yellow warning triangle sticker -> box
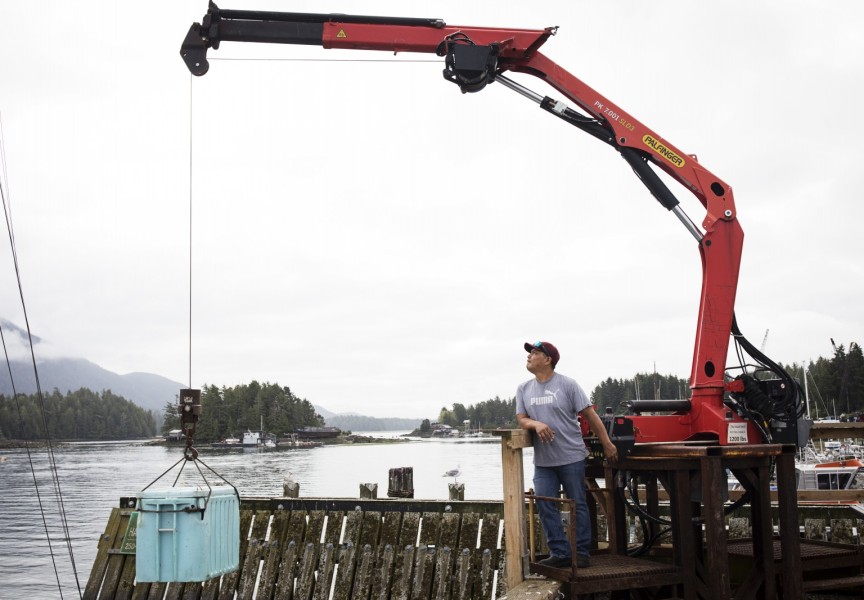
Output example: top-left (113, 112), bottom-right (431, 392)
top-left (336, 29), bottom-right (347, 38)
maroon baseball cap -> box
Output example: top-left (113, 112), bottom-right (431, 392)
top-left (524, 341), bottom-right (560, 367)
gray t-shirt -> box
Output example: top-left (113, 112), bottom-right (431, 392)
top-left (515, 372), bottom-right (591, 466)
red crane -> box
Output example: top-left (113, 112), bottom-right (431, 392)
top-left (181, 4), bottom-right (803, 448)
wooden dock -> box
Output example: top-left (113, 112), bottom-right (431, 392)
top-left (83, 430), bottom-right (864, 599)
top-left (85, 498), bottom-right (506, 600)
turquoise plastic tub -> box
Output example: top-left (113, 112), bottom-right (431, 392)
top-left (136, 485), bottom-right (239, 582)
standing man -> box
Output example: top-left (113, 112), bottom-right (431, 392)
top-left (516, 340), bottom-right (618, 569)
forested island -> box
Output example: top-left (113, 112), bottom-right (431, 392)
top-left (159, 381), bottom-right (324, 443)
top-left (0, 388), bottom-right (156, 441)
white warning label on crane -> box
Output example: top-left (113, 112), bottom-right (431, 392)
top-left (727, 422), bottom-right (749, 444)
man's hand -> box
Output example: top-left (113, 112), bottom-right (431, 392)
top-left (516, 413), bottom-right (556, 443)
top-left (533, 421), bottom-right (556, 443)
top-left (602, 439), bottom-right (619, 464)
top-left (581, 406), bottom-right (619, 463)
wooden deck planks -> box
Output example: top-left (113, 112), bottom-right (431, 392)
top-left (87, 502), bottom-right (508, 600)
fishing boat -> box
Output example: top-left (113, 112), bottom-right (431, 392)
top-left (239, 416), bottom-right (279, 448)
top-left (795, 456), bottom-right (864, 492)
top-left (729, 452), bottom-right (864, 512)
top-left (242, 429), bottom-right (262, 447)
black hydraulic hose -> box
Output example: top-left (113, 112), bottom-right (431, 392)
top-left (537, 96), bottom-right (682, 213)
top-left (731, 313), bottom-right (802, 421)
top-left (619, 147), bottom-right (680, 211)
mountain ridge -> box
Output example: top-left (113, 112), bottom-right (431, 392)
top-left (2, 357), bottom-right (183, 414)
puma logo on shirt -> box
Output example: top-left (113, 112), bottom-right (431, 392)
top-left (530, 389), bottom-right (560, 406)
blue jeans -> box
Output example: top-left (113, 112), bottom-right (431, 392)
top-left (533, 460), bottom-right (590, 558)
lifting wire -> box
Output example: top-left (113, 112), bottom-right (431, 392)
top-left (1, 122), bottom-right (82, 598)
top-left (137, 74), bottom-right (241, 506)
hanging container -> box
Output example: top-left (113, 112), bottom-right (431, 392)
top-left (136, 485), bottom-right (239, 582)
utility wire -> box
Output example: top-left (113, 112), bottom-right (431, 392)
top-left (189, 74), bottom-right (194, 390)
top-left (1, 119), bottom-right (82, 598)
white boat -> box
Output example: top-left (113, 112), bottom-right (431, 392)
top-left (243, 417), bottom-right (278, 448)
top-left (728, 450), bottom-right (864, 511)
top-left (795, 457), bottom-right (864, 492)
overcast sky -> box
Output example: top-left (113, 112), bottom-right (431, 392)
top-left (1, 1), bottom-right (862, 419)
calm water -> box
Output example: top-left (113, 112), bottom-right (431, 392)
top-left (0, 434), bottom-right (534, 599)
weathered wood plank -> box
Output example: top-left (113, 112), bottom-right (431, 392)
top-left (273, 540), bottom-right (299, 600)
top-left (350, 544), bottom-right (375, 600)
top-left (237, 538), bottom-right (265, 600)
top-left (477, 514), bottom-right (500, 557)
top-left (199, 575), bottom-right (220, 600)
top-left (324, 512), bottom-right (345, 546)
top-left (390, 545), bottom-right (416, 600)
top-left (85, 507), bottom-right (124, 600)
top-left (217, 509), bottom-right (254, 600)
top-left (332, 542), bottom-right (359, 600)
top-left (257, 512), bottom-right (292, 599)
top-left (163, 582), bottom-right (183, 600)
top-left (100, 510), bottom-right (133, 600)
top-left (251, 510), bottom-right (272, 541)
top-left (312, 543), bottom-right (337, 600)
top-left (438, 513), bottom-right (461, 549)
top-left (370, 543), bottom-right (395, 600)
top-left (379, 512), bottom-right (402, 546)
top-left (399, 512), bottom-right (421, 547)
top-left (452, 548), bottom-right (472, 600)
top-left (146, 582), bottom-right (167, 600)
top-left (475, 514), bottom-right (500, 600)
top-left (431, 546), bottom-right (454, 600)
top-left (412, 546), bottom-right (436, 600)
top-left (360, 511), bottom-right (382, 547)
top-left (114, 551), bottom-right (137, 600)
top-left (284, 510), bottom-right (309, 546)
top-left (294, 542), bottom-right (318, 600)
top-left (454, 513), bottom-right (480, 600)
top-left (130, 581), bottom-right (152, 600)
top-left (181, 583), bottom-right (203, 600)
top-left (477, 549), bottom-right (495, 600)
top-left (305, 511), bottom-right (326, 544)
top-left (257, 539), bottom-right (284, 599)
top-left (457, 513), bottom-right (480, 550)
top-left (342, 510), bottom-right (364, 547)
top-left (420, 513), bottom-right (442, 547)
top-left (269, 510), bottom-right (292, 547)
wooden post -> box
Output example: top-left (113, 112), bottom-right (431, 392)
top-left (283, 477), bottom-right (300, 498)
top-left (359, 483), bottom-right (378, 499)
top-left (448, 483), bottom-right (465, 501)
top-left (775, 446), bottom-right (803, 599)
top-left (387, 467), bottom-right (414, 498)
top-left (494, 429), bottom-right (532, 592)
